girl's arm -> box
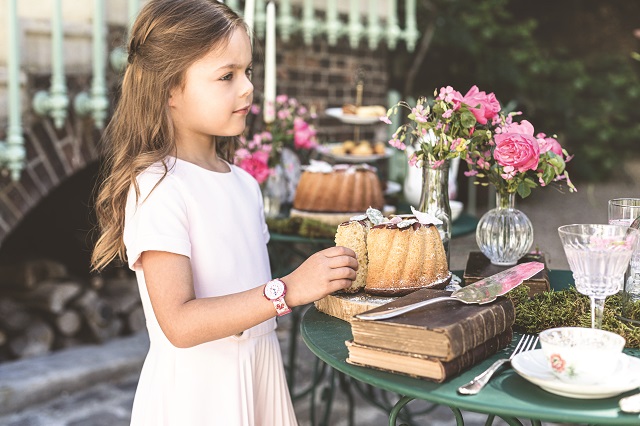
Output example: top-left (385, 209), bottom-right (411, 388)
top-left (141, 245), bottom-right (357, 348)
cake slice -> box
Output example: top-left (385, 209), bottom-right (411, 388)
top-left (335, 217), bottom-right (371, 293)
top-left (333, 208), bottom-right (387, 293)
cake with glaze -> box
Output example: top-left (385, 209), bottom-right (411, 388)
top-left (291, 161), bottom-right (385, 225)
top-left (365, 216), bottom-right (451, 296)
top-left (333, 208), bottom-right (451, 297)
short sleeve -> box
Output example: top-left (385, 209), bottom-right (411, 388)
top-left (124, 173), bottom-right (191, 270)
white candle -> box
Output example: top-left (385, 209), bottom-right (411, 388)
top-left (244, 0), bottom-right (255, 41)
top-left (263, 1), bottom-right (276, 123)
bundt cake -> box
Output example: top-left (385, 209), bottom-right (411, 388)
top-left (292, 162), bottom-right (384, 213)
top-left (333, 208), bottom-right (451, 297)
top-left (365, 216), bottom-right (451, 296)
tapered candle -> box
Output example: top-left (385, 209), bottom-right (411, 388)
top-left (263, 1), bottom-right (276, 123)
top-left (387, 0), bottom-right (399, 49)
top-left (244, 0), bottom-right (255, 41)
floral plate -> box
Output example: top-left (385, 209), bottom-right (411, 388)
top-left (511, 349), bottom-right (640, 399)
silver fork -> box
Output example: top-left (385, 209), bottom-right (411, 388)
top-left (457, 334), bottom-right (539, 395)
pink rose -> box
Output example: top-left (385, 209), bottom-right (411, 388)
top-left (293, 118), bottom-right (318, 150)
top-left (238, 157), bottom-right (271, 184)
top-left (493, 121), bottom-right (540, 172)
top-left (452, 85), bottom-right (501, 125)
top-left (536, 132), bottom-right (563, 156)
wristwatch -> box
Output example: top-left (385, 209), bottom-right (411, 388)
top-left (263, 278), bottom-right (292, 316)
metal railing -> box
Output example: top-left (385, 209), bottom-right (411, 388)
top-left (0, 0), bottom-right (26, 182)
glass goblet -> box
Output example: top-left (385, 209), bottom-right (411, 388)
top-left (558, 224), bottom-right (640, 329)
top-left (608, 198), bottom-right (640, 227)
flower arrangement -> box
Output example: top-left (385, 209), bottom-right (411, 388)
top-left (382, 85), bottom-right (499, 168)
top-left (382, 85), bottom-right (576, 198)
top-left (236, 94), bottom-right (319, 184)
top-left (268, 94), bottom-right (319, 154)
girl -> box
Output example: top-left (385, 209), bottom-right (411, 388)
top-left (90, 1), bottom-right (358, 425)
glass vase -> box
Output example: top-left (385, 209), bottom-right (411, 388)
top-left (280, 147), bottom-right (301, 204)
top-left (418, 161), bottom-right (451, 266)
top-left (262, 164), bottom-right (287, 218)
top-left (476, 191), bottom-right (534, 266)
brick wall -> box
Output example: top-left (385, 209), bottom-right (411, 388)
top-left (253, 35), bottom-right (390, 144)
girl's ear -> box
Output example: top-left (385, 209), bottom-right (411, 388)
top-left (168, 90), bottom-right (176, 107)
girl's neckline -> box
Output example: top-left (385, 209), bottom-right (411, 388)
top-left (168, 156), bottom-right (233, 175)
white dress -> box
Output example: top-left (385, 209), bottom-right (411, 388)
top-left (123, 157), bottom-right (298, 426)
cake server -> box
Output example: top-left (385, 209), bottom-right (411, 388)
top-left (355, 261), bottom-right (544, 320)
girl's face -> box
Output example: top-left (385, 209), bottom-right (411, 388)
top-left (168, 28), bottom-right (254, 145)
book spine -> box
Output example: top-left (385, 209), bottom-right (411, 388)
top-left (440, 328), bottom-right (513, 380)
top-left (445, 298), bottom-right (514, 360)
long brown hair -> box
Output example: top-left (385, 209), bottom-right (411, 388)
top-left (91, 0), bottom-right (246, 271)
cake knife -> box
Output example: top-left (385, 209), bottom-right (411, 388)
top-left (355, 261), bottom-right (544, 320)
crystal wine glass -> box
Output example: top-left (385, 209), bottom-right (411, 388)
top-left (558, 224), bottom-right (640, 329)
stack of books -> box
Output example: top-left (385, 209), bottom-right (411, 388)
top-left (346, 288), bottom-right (515, 382)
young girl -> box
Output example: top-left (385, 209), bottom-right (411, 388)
top-left (90, 1), bottom-right (358, 424)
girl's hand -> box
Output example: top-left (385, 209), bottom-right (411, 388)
top-left (282, 246), bottom-right (358, 307)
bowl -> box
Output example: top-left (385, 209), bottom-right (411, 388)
top-left (539, 327), bottom-right (625, 385)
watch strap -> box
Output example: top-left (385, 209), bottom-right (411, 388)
top-left (273, 296), bottom-right (292, 317)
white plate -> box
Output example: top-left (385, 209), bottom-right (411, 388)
top-left (316, 143), bottom-right (394, 163)
top-left (325, 107), bottom-right (384, 125)
top-left (511, 349), bottom-right (640, 399)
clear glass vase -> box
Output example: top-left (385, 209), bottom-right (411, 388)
top-left (261, 164), bottom-right (287, 218)
top-left (476, 191), bottom-right (534, 266)
top-left (418, 161), bottom-right (451, 266)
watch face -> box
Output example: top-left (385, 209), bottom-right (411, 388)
top-left (265, 280), bottom-right (285, 300)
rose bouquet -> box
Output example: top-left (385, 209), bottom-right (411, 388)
top-left (465, 114), bottom-right (577, 198)
top-left (236, 94), bottom-right (318, 183)
top-left (248, 95), bottom-right (318, 163)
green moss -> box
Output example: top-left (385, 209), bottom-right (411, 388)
top-left (506, 285), bottom-right (640, 348)
top-left (266, 217), bottom-right (336, 240)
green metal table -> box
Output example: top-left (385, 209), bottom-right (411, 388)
top-left (267, 216), bottom-right (480, 412)
top-left (300, 270), bottom-right (640, 426)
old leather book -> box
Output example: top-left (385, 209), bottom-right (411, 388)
top-left (346, 328), bottom-right (513, 383)
top-left (350, 288), bottom-right (515, 361)
top-left (463, 251), bottom-right (550, 296)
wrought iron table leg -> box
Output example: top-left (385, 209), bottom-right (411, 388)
top-left (389, 396), bottom-right (413, 426)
